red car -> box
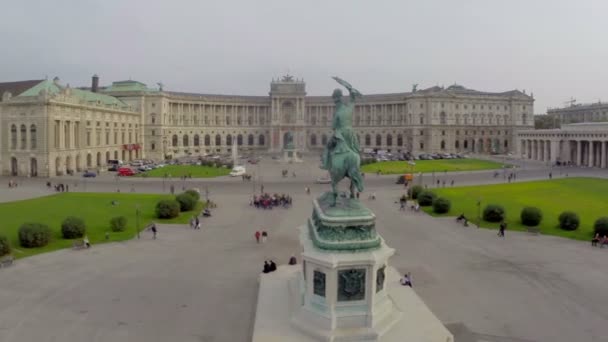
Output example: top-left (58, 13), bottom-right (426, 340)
top-left (118, 167), bottom-right (135, 176)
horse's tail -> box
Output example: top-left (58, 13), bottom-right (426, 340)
top-left (349, 153), bottom-right (364, 192)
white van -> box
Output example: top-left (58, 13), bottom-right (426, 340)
top-left (229, 166), bottom-right (247, 177)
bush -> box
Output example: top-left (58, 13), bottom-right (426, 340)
top-left (558, 211), bottom-right (580, 231)
top-left (408, 185), bottom-right (424, 200)
top-left (520, 207), bottom-right (543, 227)
top-left (0, 235), bottom-right (10, 257)
top-left (110, 216), bottom-right (128, 232)
top-left (176, 193), bottom-right (198, 211)
top-left (483, 204), bottom-right (505, 222)
top-left (18, 223), bottom-right (51, 248)
top-left (61, 216), bottom-right (86, 239)
top-left (432, 197), bottom-right (451, 214)
top-left (185, 189), bottom-right (200, 201)
top-left (156, 199), bottom-right (181, 219)
top-left (593, 217), bottom-right (608, 236)
top-left (417, 190), bottom-right (437, 206)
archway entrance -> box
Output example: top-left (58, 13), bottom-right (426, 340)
top-left (283, 131), bottom-right (294, 150)
top-left (10, 157), bottom-right (18, 176)
top-left (30, 158), bottom-right (38, 177)
top-left (55, 156), bottom-right (62, 176)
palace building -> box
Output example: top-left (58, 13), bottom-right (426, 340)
top-left (0, 74), bottom-right (534, 177)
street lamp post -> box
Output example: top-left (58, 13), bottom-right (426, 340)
top-left (135, 204), bottom-right (141, 239)
top-left (477, 197), bottom-right (482, 228)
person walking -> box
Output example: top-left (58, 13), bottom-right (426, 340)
top-left (151, 223), bottom-right (157, 239)
top-left (498, 221), bottom-right (506, 238)
top-left (190, 217), bottom-right (195, 229)
top-left (255, 231), bottom-right (261, 243)
top-left (195, 217), bottom-right (200, 230)
top-left (261, 230), bottom-right (268, 243)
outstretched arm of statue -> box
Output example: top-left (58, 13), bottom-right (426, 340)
top-left (332, 76), bottom-right (362, 100)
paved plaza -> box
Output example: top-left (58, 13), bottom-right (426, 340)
top-left (0, 156), bottom-right (607, 342)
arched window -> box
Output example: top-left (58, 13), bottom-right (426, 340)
top-left (504, 139), bottom-right (509, 148)
top-left (226, 134), bottom-right (232, 146)
top-left (258, 134), bottom-right (265, 146)
top-left (376, 134), bottom-right (382, 146)
top-left (419, 114), bottom-right (424, 125)
top-left (204, 134), bottom-right (211, 146)
top-left (464, 140), bottom-right (468, 149)
top-left (215, 134), bottom-right (221, 146)
top-left (172, 134), bottom-right (178, 147)
top-left (440, 112), bottom-right (446, 125)
top-left (20, 124), bottom-right (27, 149)
top-left (441, 140), bottom-right (446, 150)
top-left (10, 124), bottom-right (17, 149)
top-left (455, 140), bottom-right (460, 149)
top-left (310, 134), bottom-right (317, 146)
top-left (321, 134), bottom-right (328, 145)
top-left (248, 115), bottom-right (253, 125)
top-left (193, 134), bottom-right (200, 146)
top-left (183, 135), bottom-right (189, 146)
top-left (311, 116), bottom-right (317, 126)
top-left (464, 114), bottom-right (469, 125)
top-left (397, 134), bottom-right (403, 146)
top-left (455, 114), bottom-right (460, 125)
top-left (522, 114), bottom-right (527, 125)
top-left (237, 134), bottom-right (243, 146)
top-left (248, 134), bottom-right (254, 146)
top-left (365, 134), bottom-right (371, 146)
top-left (226, 116), bottom-right (231, 125)
top-left (30, 125), bottom-right (37, 149)
top-left (151, 115), bottom-right (156, 124)
top-left (386, 134), bottom-right (393, 146)
top-left (366, 116), bottom-right (371, 125)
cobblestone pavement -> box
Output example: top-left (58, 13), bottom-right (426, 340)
top-left (0, 156), bottom-right (607, 341)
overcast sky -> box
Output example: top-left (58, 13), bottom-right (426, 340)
top-left (1, 0), bottom-right (607, 113)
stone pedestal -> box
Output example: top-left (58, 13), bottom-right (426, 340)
top-left (252, 193), bottom-right (453, 342)
top-left (283, 148), bottom-right (302, 163)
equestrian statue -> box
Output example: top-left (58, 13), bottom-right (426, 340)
top-left (321, 77), bottom-right (364, 206)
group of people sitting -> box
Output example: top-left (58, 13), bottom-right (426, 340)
top-left (591, 233), bottom-right (608, 247)
top-left (262, 260), bottom-right (278, 273)
top-left (252, 193), bottom-right (293, 209)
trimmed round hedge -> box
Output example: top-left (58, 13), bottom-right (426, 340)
top-left (176, 193), bottom-right (197, 211)
top-left (61, 216), bottom-right (86, 239)
top-left (483, 204), bottom-right (505, 223)
top-left (408, 185), bottom-right (424, 200)
top-left (594, 217), bottom-right (608, 236)
top-left (417, 190), bottom-right (437, 207)
top-left (0, 235), bottom-right (10, 257)
top-left (18, 223), bottom-right (51, 248)
top-left (558, 211), bottom-right (580, 231)
top-left (185, 189), bottom-right (201, 201)
top-left (110, 216), bottom-right (128, 232)
top-left (520, 207), bottom-right (542, 227)
top-left (156, 199), bottom-right (180, 219)
top-left (432, 197), bottom-right (451, 214)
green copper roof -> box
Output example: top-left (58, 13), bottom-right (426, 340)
top-left (18, 79), bottom-right (130, 109)
top-left (18, 79), bottom-right (61, 97)
top-left (103, 80), bottom-right (157, 93)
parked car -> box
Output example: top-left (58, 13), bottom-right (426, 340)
top-left (315, 177), bottom-right (332, 184)
top-left (118, 167), bottom-right (136, 176)
top-left (229, 166), bottom-right (247, 177)
top-left (82, 171), bottom-right (97, 178)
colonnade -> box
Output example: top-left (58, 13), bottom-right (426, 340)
top-left (519, 138), bottom-right (608, 168)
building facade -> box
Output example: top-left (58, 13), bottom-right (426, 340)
top-left (517, 122), bottom-right (608, 168)
top-left (1, 75), bottom-right (534, 177)
top-left (548, 102), bottom-right (608, 124)
top-left (0, 78), bottom-right (141, 177)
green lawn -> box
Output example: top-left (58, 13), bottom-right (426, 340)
top-left (137, 165), bottom-right (230, 178)
top-left (422, 178), bottom-right (608, 240)
top-left (0, 193), bottom-right (203, 258)
top-left (361, 158), bottom-right (509, 175)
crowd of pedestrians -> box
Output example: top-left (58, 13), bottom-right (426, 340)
top-left (251, 193), bottom-right (293, 209)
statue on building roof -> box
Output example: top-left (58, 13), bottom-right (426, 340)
top-left (281, 74), bottom-right (294, 82)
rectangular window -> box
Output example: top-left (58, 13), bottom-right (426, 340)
top-left (86, 132), bottom-right (91, 146)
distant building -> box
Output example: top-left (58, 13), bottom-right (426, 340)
top-left (1, 75), bottom-right (535, 176)
top-left (548, 102), bottom-right (608, 124)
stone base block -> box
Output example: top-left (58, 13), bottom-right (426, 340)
top-left (252, 265), bottom-right (453, 342)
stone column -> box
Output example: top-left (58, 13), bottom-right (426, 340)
top-left (601, 141), bottom-right (606, 168)
top-left (589, 141), bottom-right (595, 167)
top-left (550, 140), bottom-right (558, 163)
top-left (576, 141), bottom-right (582, 166)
